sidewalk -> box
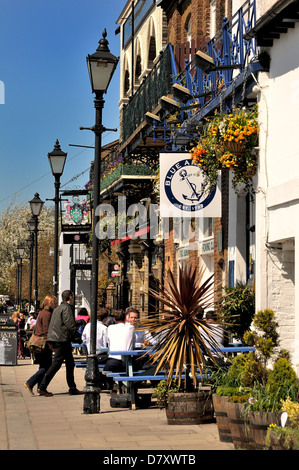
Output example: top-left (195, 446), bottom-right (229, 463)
top-left (0, 358), bottom-right (234, 451)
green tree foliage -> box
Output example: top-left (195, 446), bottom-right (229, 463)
top-left (218, 283), bottom-right (255, 340)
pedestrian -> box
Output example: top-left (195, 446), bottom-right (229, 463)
top-left (38, 290), bottom-right (83, 397)
top-left (24, 295), bottom-right (58, 395)
top-left (25, 310), bottom-right (37, 330)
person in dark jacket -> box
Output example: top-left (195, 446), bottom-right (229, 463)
top-left (38, 290), bottom-right (83, 397)
top-left (24, 295), bottom-right (58, 395)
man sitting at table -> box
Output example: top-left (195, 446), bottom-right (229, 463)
top-left (126, 307), bottom-right (156, 347)
top-left (103, 309), bottom-right (135, 392)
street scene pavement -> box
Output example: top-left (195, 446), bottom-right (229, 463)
top-left (0, 358), bottom-right (234, 452)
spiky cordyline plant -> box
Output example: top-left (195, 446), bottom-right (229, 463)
top-left (139, 265), bottom-right (223, 390)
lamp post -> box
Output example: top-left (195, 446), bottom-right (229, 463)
top-left (83, 29), bottom-right (118, 414)
top-left (48, 139), bottom-right (67, 297)
top-left (16, 257), bottom-right (21, 310)
top-left (26, 233), bottom-right (34, 312)
top-left (16, 244), bottom-right (25, 311)
top-left (28, 193), bottom-right (44, 311)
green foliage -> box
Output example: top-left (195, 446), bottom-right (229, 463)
top-left (152, 380), bottom-right (179, 409)
top-left (266, 426), bottom-right (299, 450)
top-left (243, 309), bottom-right (279, 364)
top-left (267, 358), bottom-right (299, 402)
top-left (212, 354), bottom-right (253, 403)
top-left (218, 283), bottom-right (255, 340)
top-left (239, 351), bottom-right (268, 388)
top-left (246, 359), bottom-right (299, 412)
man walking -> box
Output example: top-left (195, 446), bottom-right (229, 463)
top-left (38, 290), bottom-right (83, 397)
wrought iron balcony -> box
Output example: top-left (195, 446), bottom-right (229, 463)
top-left (100, 162), bottom-right (154, 193)
top-left (121, 45), bottom-right (173, 144)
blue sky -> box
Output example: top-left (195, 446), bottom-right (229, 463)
top-left (0, 0), bottom-right (124, 213)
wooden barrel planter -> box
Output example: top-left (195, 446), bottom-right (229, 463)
top-left (249, 411), bottom-right (281, 450)
top-left (227, 402), bottom-right (255, 450)
top-left (166, 388), bottom-right (214, 425)
top-left (212, 394), bottom-right (233, 443)
top-left (268, 428), bottom-right (297, 450)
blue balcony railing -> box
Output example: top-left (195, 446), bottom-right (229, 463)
top-left (171, 0), bottom-right (257, 117)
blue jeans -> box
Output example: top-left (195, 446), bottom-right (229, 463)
top-left (26, 347), bottom-right (52, 390)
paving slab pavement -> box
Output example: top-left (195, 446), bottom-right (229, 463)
top-left (0, 358), bottom-right (234, 454)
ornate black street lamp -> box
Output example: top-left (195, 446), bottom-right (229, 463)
top-left (28, 193), bottom-right (44, 311)
top-left (48, 139), bottom-right (67, 297)
top-left (83, 29), bottom-right (118, 414)
top-left (16, 243), bottom-right (25, 311)
top-left (26, 233), bottom-right (34, 312)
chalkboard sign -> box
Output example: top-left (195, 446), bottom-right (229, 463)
top-left (0, 314), bottom-right (11, 324)
top-left (0, 325), bottom-right (18, 365)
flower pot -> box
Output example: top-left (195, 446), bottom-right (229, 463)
top-left (225, 141), bottom-right (246, 155)
top-left (212, 394), bottom-right (233, 442)
top-left (269, 428), bottom-right (298, 450)
top-left (166, 388), bottom-right (214, 425)
top-left (249, 411), bottom-right (281, 450)
top-left (226, 402), bottom-right (255, 450)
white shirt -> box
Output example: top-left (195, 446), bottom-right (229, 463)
top-left (134, 329), bottom-right (157, 347)
top-left (125, 322), bottom-right (156, 347)
top-left (107, 322), bottom-right (135, 360)
top-left (81, 321), bottom-right (107, 354)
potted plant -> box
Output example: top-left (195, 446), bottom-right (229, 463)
top-left (266, 397), bottom-right (299, 450)
top-left (211, 353), bottom-right (262, 449)
top-left (240, 309), bottom-right (299, 448)
top-left (211, 309), bottom-right (279, 449)
top-left (246, 357), bottom-right (299, 449)
top-left (210, 355), bottom-right (252, 445)
top-left (139, 265), bottom-right (224, 425)
top-left (190, 106), bottom-right (259, 198)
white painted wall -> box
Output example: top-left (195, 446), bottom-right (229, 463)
top-left (58, 233), bottom-right (91, 315)
top-left (255, 21), bottom-right (299, 372)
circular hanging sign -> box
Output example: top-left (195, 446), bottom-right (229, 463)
top-left (163, 158), bottom-right (216, 213)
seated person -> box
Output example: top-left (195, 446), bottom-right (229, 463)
top-left (103, 310), bottom-right (135, 391)
top-left (81, 308), bottom-right (108, 360)
top-left (126, 307), bottom-right (156, 347)
top-left (126, 307), bottom-right (157, 373)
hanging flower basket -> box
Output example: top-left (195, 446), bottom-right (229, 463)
top-left (190, 106), bottom-right (259, 198)
top-left (225, 140), bottom-right (246, 155)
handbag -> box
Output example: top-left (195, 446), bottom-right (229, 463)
top-left (27, 334), bottom-right (47, 353)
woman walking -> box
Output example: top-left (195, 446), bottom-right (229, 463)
top-left (24, 295), bottom-right (58, 395)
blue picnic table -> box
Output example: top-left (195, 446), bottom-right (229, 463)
top-left (74, 345), bottom-right (255, 409)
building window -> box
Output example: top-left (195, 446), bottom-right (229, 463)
top-left (203, 218), bottom-right (213, 239)
top-left (210, 0), bottom-right (217, 38)
top-left (185, 14), bottom-right (191, 44)
top-left (124, 69), bottom-right (130, 97)
top-left (148, 35), bottom-right (156, 68)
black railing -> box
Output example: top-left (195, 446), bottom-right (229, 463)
top-left (121, 45), bottom-right (173, 144)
